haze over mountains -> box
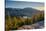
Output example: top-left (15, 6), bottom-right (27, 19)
top-left (5, 7), bottom-right (43, 17)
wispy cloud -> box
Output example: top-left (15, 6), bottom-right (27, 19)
top-left (6, 1), bottom-right (44, 8)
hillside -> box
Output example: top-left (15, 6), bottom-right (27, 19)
top-left (5, 8), bottom-right (41, 17)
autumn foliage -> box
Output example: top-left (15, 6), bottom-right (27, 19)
top-left (5, 11), bottom-right (44, 31)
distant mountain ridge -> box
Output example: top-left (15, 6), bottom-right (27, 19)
top-left (5, 7), bottom-right (43, 17)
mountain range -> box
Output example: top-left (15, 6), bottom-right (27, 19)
top-left (5, 7), bottom-right (43, 17)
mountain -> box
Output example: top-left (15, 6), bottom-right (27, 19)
top-left (5, 8), bottom-right (42, 17)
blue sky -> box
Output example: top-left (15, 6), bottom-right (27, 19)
top-left (6, 1), bottom-right (44, 8)
top-left (6, 0), bottom-right (44, 2)
top-left (6, 0), bottom-right (44, 10)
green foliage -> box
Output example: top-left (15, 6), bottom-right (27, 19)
top-left (5, 12), bottom-right (44, 31)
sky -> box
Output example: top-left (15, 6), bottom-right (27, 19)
top-left (6, 0), bottom-right (44, 11)
top-left (6, 0), bottom-right (44, 2)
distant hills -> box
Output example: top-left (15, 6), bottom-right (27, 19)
top-left (5, 8), bottom-right (43, 17)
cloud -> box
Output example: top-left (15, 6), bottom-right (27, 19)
top-left (6, 1), bottom-right (44, 8)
